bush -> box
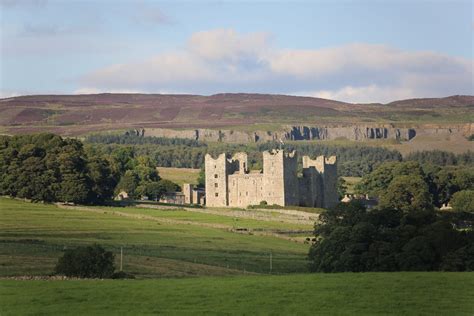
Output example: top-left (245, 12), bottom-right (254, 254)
top-left (55, 244), bottom-right (115, 278)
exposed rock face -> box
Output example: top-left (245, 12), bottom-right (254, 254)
top-left (144, 124), bottom-right (471, 143)
top-left (284, 126), bottom-right (417, 141)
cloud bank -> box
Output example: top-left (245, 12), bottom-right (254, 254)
top-left (79, 29), bottom-right (473, 103)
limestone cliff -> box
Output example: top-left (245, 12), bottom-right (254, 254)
top-left (144, 123), bottom-right (471, 143)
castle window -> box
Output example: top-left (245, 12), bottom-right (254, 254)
top-left (214, 174), bottom-right (218, 178)
top-left (215, 183), bottom-right (218, 188)
top-left (215, 193), bottom-right (219, 197)
top-left (246, 192), bottom-right (248, 196)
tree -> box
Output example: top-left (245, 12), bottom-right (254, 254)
top-left (55, 244), bottom-right (115, 278)
top-left (379, 175), bottom-right (432, 212)
top-left (197, 167), bottom-right (205, 188)
top-left (57, 140), bottom-right (91, 204)
top-left (115, 170), bottom-right (140, 198)
top-left (87, 155), bottom-right (117, 203)
top-left (337, 177), bottom-right (348, 199)
top-left (451, 190), bottom-right (474, 213)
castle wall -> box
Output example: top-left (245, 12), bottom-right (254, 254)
top-left (283, 151), bottom-right (299, 205)
top-left (299, 167), bottom-right (323, 207)
top-left (262, 150), bottom-right (286, 205)
top-left (228, 173), bottom-right (264, 207)
top-left (183, 183), bottom-right (193, 204)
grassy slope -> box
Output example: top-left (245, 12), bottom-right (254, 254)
top-left (0, 198), bottom-right (310, 277)
top-left (157, 167), bottom-right (200, 186)
top-left (2, 273), bottom-right (473, 315)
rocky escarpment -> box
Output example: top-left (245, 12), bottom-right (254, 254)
top-left (283, 126), bottom-right (417, 141)
top-left (144, 125), bottom-right (426, 143)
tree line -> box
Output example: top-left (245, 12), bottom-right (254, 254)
top-left (309, 201), bottom-right (473, 272)
top-left (0, 134), bottom-right (180, 204)
top-left (85, 135), bottom-right (406, 177)
top-left (355, 161), bottom-right (474, 210)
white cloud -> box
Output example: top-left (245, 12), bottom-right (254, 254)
top-left (74, 88), bottom-right (147, 94)
top-left (188, 29), bottom-right (271, 61)
top-left (0, 90), bottom-right (24, 99)
top-left (295, 85), bottom-right (417, 104)
top-left (79, 29), bottom-right (473, 103)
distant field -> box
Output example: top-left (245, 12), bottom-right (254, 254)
top-left (0, 198), bottom-right (310, 277)
top-left (388, 132), bottom-right (474, 156)
top-left (2, 273), bottom-right (473, 315)
top-left (342, 177), bottom-right (362, 194)
top-left (157, 167), bottom-right (200, 186)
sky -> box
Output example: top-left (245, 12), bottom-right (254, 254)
top-left (0, 0), bottom-right (472, 103)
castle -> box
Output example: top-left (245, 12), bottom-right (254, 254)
top-left (205, 150), bottom-right (338, 209)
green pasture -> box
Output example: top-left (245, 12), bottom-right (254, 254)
top-left (0, 198), bottom-right (310, 277)
top-left (102, 205), bottom-right (314, 231)
top-left (1, 272), bottom-right (473, 315)
top-left (156, 167), bottom-right (200, 186)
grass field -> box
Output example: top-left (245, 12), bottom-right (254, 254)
top-left (0, 198), bottom-right (310, 277)
top-left (342, 177), bottom-right (362, 194)
top-left (156, 167), bottom-right (200, 186)
top-left (1, 198), bottom-right (474, 315)
top-left (1, 273), bottom-right (473, 315)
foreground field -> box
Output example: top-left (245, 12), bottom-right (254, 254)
top-left (0, 198), bottom-right (311, 277)
top-left (2, 273), bottom-right (473, 315)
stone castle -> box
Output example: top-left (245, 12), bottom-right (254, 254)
top-left (205, 150), bottom-right (338, 208)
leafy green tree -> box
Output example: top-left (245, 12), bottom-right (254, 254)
top-left (197, 167), bottom-right (205, 188)
top-left (115, 170), bottom-right (140, 198)
top-left (55, 245), bottom-right (115, 278)
top-left (135, 155), bottom-right (160, 182)
top-left (87, 155), bottom-right (117, 203)
top-left (109, 146), bottom-right (136, 176)
top-left (337, 177), bottom-right (348, 199)
top-left (379, 175), bottom-right (432, 212)
top-left (57, 140), bottom-right (91, 204)
top-left (451, 190), bottom-right (474, 213)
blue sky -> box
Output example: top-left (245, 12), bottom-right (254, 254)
top-left (1, 0), bottom-right (472, 102)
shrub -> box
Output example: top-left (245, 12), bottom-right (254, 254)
top-left (451, 190), bottom-right (474, 213)
top-left (55, 244), bottom-right (115, 278)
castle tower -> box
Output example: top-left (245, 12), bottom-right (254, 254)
top-left (302, 155), bottom-right (338, 208)
top-left (262, 150), bottom-right (298, 206)
top-left (205, 153), bottom-right (231, 207)
top-left (322, 156), bottom-right (338, 209)
top-left (231, 152), bottom-right (248, 175)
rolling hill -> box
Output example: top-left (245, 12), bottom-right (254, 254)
top-left (0, 93), bottom-right (472, 136)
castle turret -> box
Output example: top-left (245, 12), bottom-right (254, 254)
top-left (205, 153), bottom-right (230, 207)
top-left (262, 150), bottom-right (298, 205)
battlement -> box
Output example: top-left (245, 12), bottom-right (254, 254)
top-left (302, 155), bottom-right (337, 174)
